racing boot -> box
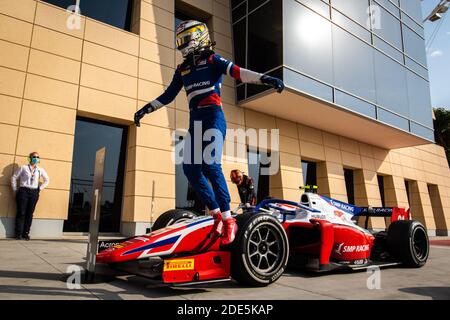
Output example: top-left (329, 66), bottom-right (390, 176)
top-left (210, 211), bottom-right (223, 239)
top-left (221, 217), bottom-right (238, 246)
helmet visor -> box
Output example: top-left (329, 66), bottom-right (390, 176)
top-left (176, 25), bottom-right (206, 50)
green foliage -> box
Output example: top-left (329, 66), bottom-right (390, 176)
top-left (434, 108), bottom-right (450, 166)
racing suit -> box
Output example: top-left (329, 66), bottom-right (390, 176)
top-left (140, 50), bottom-right (276, 213)
top-left (237, 175), bottom-right (257, 207)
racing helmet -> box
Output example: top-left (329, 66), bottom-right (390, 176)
top-left (230, 170), bottom-right (244, 185)
top-left (176, 20), bottom-right (212, 58)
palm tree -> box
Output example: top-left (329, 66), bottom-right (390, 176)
top-left (433, 108), bottom-right (450, 166)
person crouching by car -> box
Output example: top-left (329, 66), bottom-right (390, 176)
top-left (230, 170), bottom-right (257, 207)
top-left (11, 152), bottom-right (50, 240)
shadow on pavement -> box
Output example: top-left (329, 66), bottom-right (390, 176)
top-left (399, 287), bottom-right (450, 300)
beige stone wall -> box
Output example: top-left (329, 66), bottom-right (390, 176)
top-left (0, 0), bottom-right (449, 236)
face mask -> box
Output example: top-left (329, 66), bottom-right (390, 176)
top-left (30, 157), bottom-right (40, 165)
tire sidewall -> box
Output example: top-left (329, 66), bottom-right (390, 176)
top-left (237, 214), bottom-right (289, 285)
top-left (407, 221), bottom-right (429, 266)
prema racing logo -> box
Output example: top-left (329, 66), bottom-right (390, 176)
top-left (330, 199), bottom-right (356, 214)
top-left (163, 259), bottom-right (195, 271)
top-left (334, 243), bottom-right (370, 255)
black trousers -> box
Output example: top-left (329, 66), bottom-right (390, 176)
top-left (15, 187), bottom-right (40, 237)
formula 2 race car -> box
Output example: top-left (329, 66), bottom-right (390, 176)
top-left (96, 187), bottom-right (429, 287)
top-left (96, 211), bottom-right (289, 287)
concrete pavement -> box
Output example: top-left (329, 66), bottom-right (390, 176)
top-left (0, 237), bottom-right (449, 300)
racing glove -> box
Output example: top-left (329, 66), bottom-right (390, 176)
top-left (260, 75), bottom-right (285, 93)
top-left (134, 103), bottom-right (155, 127)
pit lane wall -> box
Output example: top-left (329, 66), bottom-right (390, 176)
top-left (0, 0), bottom-right (449, 238)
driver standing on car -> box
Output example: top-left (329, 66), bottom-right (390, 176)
top-left (134, 21), bottom-right (284, 245)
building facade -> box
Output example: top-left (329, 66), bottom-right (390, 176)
top-left (0, 0), bottom-right (449, 238)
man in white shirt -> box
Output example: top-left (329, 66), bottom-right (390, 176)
top-left (11, 152), bottom-right (50, 240)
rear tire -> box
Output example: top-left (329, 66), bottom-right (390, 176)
top-left (152, 209), bottom-right (198, 231)
top-left (387, 220), bottom-right (429, 268)
top-left (231, 213), bottom-right (289, 286)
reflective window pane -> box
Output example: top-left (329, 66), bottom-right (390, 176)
top-left (373, 35), bottom-right (404, 63)
top-left (284, 68), bottom-right (333, 102)
top-left (406, 71), bottom-right (433, 128)
top-left (403, 25), bottom-right (427, 66)
top-left (373, 5), bottom-right (403, 50)
top-left (332, 0), bottom-right (370, 27)
top-left (232, 0), bottom-right (246, 9)
top-left (232, 2), bottom-right (247, 22)
top-left (248, 0), bottom-right (282, 72)
top-left (284, 0), bottom-right (333, 84)
top-left (405, 57), bottom-right (428, 80)
top-left (401, 12), bottom-right (425, 38)
top-left (233, 18), bottom-right (247, 68)
top-left (249, 0), bottom-right (268, 12)
top-left (399, 0), bottom-right (423, 23)
top-left (374, 50), bottom-right (409, 117)
top-left (335, 90), bottom-right (377, 118)
top-left (297, 0), bottom-right (330, 18)
top-left (378, 109), bottom-right (409, 131)
top-left (332, 26), bottom-right (376, 103)
top-left (410, 123), bottom-right (434, 141)
top-left (332, 9), bottom-right (371, 43)
top-left (80, 0), bottom-right (134, 31)
top-left (41, 0), bottom-right (74, 9)
top-left (374, 0), bottom-right (400, 18)
top-left (302, 161), bottom-right (317, 186)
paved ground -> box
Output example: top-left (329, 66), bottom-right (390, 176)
top-left (0, 237), bottom-right (449, 300)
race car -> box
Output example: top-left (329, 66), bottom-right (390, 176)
top-left (96, 187), bottom-right (428, 287)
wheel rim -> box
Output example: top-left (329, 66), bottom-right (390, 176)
top-left (246, 223), bottom-right (284, 275)
top-left (412, 227), bottom-right (428, 261)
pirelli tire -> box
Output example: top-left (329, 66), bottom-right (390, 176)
top-left (152, 209), bottom-right (198, 231)
top-left (230, 213), bottom-right (289, 287)
top-left (387, 220), bottom-right (429, 268)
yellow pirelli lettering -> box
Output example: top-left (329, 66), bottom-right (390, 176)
top-left (163, 259), bottom-right (195, 271)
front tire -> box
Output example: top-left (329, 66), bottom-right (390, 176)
top-left (152, 209), bottom-right (198, 231)
top-left (231, 213), bottom-right (289, 286)
top-left (387, 220), bottom-right (429, 268)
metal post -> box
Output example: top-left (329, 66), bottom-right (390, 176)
top-left (85, 147), bottom-right (106, 282)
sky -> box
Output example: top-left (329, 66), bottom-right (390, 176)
top-left (422, 0), bottom-right (450, 109)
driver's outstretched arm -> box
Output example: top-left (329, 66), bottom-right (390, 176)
top-left (134, 69), bottom-right (183, 126)
top-left (208, 54), bottom-right (285, 93)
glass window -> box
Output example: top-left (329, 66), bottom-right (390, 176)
top-left (406, 70), bottom-right (433, 128)
top-left (332, 25), bottom-right (376, 103)
top-left (332, 0), bottom-right (370, 27)
top-left (332, 9), bottom-right (371, 43)
top-left (373, 35), bottom-right (404, 63)
top-left (399, 0), bottom-right (423, 23)
top-left (374, 50), bottom-right (409, 117)
top-left (80, 0), bottom-right (134, 31)
top-left (373, 5), bottom-right (403, 50)
top-left (403, 25), bottom-right (427, 67)
top-left (233, 18), bottom-right (247, 68)
top-left (232, 0), bottom-right (246, 9)
top-left (284, 68), bottom-right (333, 102)
top-left (378, 108), bottom-right (410, 131)
top-left (232, 2), bottom-right (247, 22)
top-left (284, 0), bottom-right (333, 84)
top-left (248, 149), bottom-right (270, 202)
top-left (43, 0), bottom-right (134, 31)
top-left (41, 0), bottom-right (75, 10)
top-left (374, 0), bottom-right (400, 18)
top-left (410, 123), bottom-right (434, 141)
top-left (344, 169), bottom-right (355, 205)
top-left (65, 118), bottom-right (128, 233)
top-left (249, 0), bottom-right (269, 12)
top-left (247, 0), bottom-right (282, 73)
top-left (377, 175), bottom-right (386, 207)
top-left (405, 57), bottom-right (428, 80)
top-left (247, 67), bottom-right (282, 99)
top-left (401, 12), bottom-right (425, 38)
top-left (297, 0), bottom-right (330, 18)
top-left (302, 161), bottom-right (317, 186)
top-left (335, 90), bottom-right (377, 118)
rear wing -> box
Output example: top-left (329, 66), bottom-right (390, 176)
top-left (355, 207), bottom-right (410, 229)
